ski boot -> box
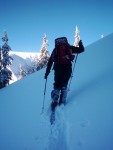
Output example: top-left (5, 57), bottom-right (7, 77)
top-left (50, 88), bottom-right (60, 124)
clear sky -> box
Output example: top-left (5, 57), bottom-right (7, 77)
top-left (0, 0), bottom-right (113, 52)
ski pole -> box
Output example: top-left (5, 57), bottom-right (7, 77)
top-left (41, 78), bottom-right (47, 114)
top-left (68, 53), bottom-right (78, 91)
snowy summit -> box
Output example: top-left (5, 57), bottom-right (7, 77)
top-left (9, 51), bottom-right (40, 82)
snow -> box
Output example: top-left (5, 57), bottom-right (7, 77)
top-left (0, 33), bottom-right (113, 150)
top-left (10, 51), bottom-right (40, 59)
top-left (9, 51), bottom-right (40, 82)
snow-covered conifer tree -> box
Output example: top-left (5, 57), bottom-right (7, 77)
top-left (74, 25), bottom-right (80, 47)
top-left (19, 64), bottom-right (27, 79)
top-left (0, 46), bottom-right (2, 88)
top-left (31, 55), bottom-right (39, 72)
top-left (0, 31), bottom-right (13, 88)
top-left (0, 46), bottom-right (2, 70)
top-left (37, 34), bottom-right (50, 70)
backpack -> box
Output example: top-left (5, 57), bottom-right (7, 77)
top-left (52, 37), bottom-right (75, 64)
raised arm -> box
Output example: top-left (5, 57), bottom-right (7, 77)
top-left (70, 40), bottom-right (85, 54)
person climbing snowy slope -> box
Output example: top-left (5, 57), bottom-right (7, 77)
top-left (44, 37), bottom-right (84, 113)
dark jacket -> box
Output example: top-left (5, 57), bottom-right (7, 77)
top-left (45, 40), bottom-right (84, 79)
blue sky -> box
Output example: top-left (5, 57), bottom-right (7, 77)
top-left (0, 0), bottom-right (113, 52)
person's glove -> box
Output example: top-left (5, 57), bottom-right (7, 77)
top-left (79, 40), bottom-right (83, 46)
top-left (79, 40), bottom-right (84, 51)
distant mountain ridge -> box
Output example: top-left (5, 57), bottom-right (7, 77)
top-left (9, 51), bottom-right (40, 83)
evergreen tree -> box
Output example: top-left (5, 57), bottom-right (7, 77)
top-left (0, 46), bottom-right (2, 70)
top-left (31, 55), bottom-right (39, 72)
top-left (74, 25), bottom-right (80, 47)
top-left (0, 31), bottom-right (13, 89)
top-left (19, 64), bottom-right (27, 79)
top-left (37, 34), bottom-right (50, 70)
top-left (0, 46), bottom-right (2, 88)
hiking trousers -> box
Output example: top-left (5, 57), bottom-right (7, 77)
top-left (53, 64), bottom-right (72, 89)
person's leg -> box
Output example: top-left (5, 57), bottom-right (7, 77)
top-left (53, 66), bottom-right (63, 88)
top-left (59, 86), bottom-right (67, 105)
top-left (59, 66), bottom-right (72, 105)
top-left (51, 88), bottom-right (60, 112)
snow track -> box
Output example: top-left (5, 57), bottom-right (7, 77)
top-left (45, 105), bottom-right (69, 150)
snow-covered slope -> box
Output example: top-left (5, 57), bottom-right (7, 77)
top-left (9, 51), bottom-right (40, 82)
top-left (0, 33), bottom-right (113, 150)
